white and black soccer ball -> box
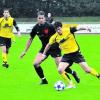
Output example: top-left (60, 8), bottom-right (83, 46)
top-left (54, 81), bottom-right (66, 91)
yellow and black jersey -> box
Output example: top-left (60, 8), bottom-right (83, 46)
top-left (0, 16), bottom-right (19, 38)
top-left (49, 27), bottom-right (79, 54)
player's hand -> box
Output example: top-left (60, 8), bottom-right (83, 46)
top-left (20, 51), bottom-right (26, 59)
top-left (86, 27), bottom-right (91, 32)
top-left (17, 31), bottom-right (21, 37)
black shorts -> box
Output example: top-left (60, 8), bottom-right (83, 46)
top-left (39, 46), bottom-right (61, 58)
top-left (61, 51), bottom-right (85, 64)
top-left (0, 36), bottom-right (11, 48)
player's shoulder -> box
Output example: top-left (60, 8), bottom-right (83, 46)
top-left (0, 17), bottom-right (4, 21)
top-left (62, 27), bottom-right (70, 31)
top-left (0, 17), bottom-right (3, 19)
top-left (32, 23), bottom-right (38, 30)
top-left (34, 23), bottom-right (38, 27)
top-left (9, 16), bottom-right (14, 19)
top-left (50, 33), bottom-right (58, 43)
top-left (47, 22), bottom-right (55, 29)
top-left (45, 22), bottom-right (53, 26)
top-left (8, 17), bottom-right (14, 22)
top-left (52, 32), bottom-right (58, 38)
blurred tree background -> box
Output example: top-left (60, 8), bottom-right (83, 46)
top-left (0, 0), bottom-right (100, 18)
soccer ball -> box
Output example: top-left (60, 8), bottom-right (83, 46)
top-left (54, 81), bottom-right (66, 91)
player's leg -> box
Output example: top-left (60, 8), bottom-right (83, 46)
top-left (58, 61), bottom-right (71, 82)
top-left (73, 51), bottom-right (100, 79)
top-left (1, 45), bottom-right (9, 68)
top-left (79, 62), bottom-right (100, 78)
top-left (58, 62), bottom-right (75, 88)
top-left (0, 37), bottom-right (9, 68)
top-left (2, 38), bottom-right (12, 68)
top-left (54, 56), bottom-right (80, 83)
top-left (65, 67), bottom-right (80, 83)
top-left (6, 38), bottom-right (11, 54)
top-left (33, 53), bottom-right (48, 84)
top-left (54, 57), bottom-right (71, 80)
top-left (6, 47), bottom-right (10, 54)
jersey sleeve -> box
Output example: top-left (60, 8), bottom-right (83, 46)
top-left (30, 26), bottom-right (36, 39)
top-left (70, 27), bottom-right (77, 34)
top-left (13, 19), bottom-right (20, 32)
top-left (49, 34), bottom-right (57, 45)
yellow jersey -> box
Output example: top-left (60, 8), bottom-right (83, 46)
top-left (49, 27), bottom-right (79, 54)
top-left (0, 17), bottom-right (14, 38)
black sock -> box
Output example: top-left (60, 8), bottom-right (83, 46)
top-left (65, 67), bottom-right (72, 74)
top-left (34, 66), bottom-right (45, 79)
top-left (65, 73), bottom-right (71, 80)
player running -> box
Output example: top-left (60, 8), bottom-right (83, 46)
top-left (42, 21), bottom-right (100, 86)
top-left (0, 9), bottom-right (21, 68)
top-left (20, 11), bottom-right (80, 87)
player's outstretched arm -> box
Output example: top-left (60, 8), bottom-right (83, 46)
top-left (76, 26), bottom-right (91, 32)
top-left (17, 31), bottom-right (21, 37)
top-left (13, 19), bottom-right (21, 37)
top-left (20, 37), bottom-right (33, 59)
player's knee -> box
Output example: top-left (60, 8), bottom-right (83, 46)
top-left (85, 68), bottom-right (90, 73)
top-left (58, 67), bottom-right (63, 74)
top-left (33, 63), bottom-right (40, 68)
top-left (3, 48), bottom-right (6, 53)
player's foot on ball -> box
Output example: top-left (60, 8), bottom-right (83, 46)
top-left (40, 79), bottom-right (48, 85)
top-left (2, 62), bottom-right (9, 68)
top-left (72, 71), bottom-right (80, 83)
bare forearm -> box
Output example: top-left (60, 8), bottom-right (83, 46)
top-left (24, 38), bottom-right (32, 53)
top-left (77, 27), bottom-right (91, 32)
top-left (20, 37), bottom-right (33, 58)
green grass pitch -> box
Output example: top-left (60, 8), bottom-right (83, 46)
top-left (0, 34), bottom-right (100, 100)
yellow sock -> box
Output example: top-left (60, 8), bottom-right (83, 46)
top-left (61, 71), bottom-right (70, 84)
top-left (2, 52), bottom-right (8, 63)
top-left (90, 68), bottom-right (99, 76)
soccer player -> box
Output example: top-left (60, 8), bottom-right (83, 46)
top-left (0, 9), bottom-right (21, 68)
top-left (46, 13), bottom-right (54, 24)
top-left (20, 11), bottom-right (80, 87)
top-left (42, 21), bottom-right (100, 85)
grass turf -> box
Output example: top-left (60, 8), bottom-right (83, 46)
top-left (0, 34), bottom-right (100, 100)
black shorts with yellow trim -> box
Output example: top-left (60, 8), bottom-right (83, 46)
top-left (61, 51), bottom-right (85, 64)
top-left (39, 46), bottom-right (61, 58)
top-left (0, 36), bottom-right (11, 48)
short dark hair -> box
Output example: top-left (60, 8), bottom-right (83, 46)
top-left (54, 21), bottom-right (62, 29)
top-left (3, 8), bottom-right (10, 12)
top-left (37, 11), bottom-right (45, 16)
